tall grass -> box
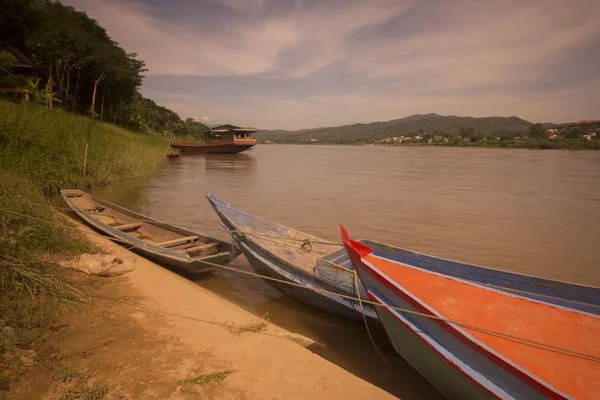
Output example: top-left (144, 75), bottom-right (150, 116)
top-left (0, 100), bottom-right (171, 193)
top-left (0, 99), bottom-right (171, 390)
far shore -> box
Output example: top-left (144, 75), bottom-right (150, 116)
top-left (258, 140), bottom-right (600, 150)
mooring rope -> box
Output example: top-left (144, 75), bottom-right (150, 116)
top-left (1, 207), bottom-right (599, 364)
top-left (354, 269), bottom-right (389, 366)
top-left (21, 201), bottom-right (600, 300)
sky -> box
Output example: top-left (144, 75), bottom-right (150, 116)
top-left (64, 0), bottom-right (600, 130)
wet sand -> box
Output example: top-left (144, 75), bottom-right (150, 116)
top-left (9, 217), bottom-right (413, 400)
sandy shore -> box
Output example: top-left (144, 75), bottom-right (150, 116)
top-left (8, 218), bottom-right (397, 399)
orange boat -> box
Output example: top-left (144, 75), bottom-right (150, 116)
top-left (342, 227), bottom-right (600, 400)
top-left (170, 125), bottom-right (257, 154)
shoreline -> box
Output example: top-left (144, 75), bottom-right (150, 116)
top-left (258, 141), bottom-right (600, 150)
top-left (7, 216), bottom-right (398, 399)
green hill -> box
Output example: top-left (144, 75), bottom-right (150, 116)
top-left (258, 114), bottom-right (534, 144)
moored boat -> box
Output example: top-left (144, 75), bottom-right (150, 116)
top-left (62, 189), bottom-right (240, 273)
top-left (170, 125), bottom-right (257, 154)
top-left (205, 193), bottom-right (379, 323)
top-left (342, 227), bottom-right (600, 400)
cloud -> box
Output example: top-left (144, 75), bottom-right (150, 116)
top-left (200, 116), bottom-right (210, 122)
top-left (64, 0), bottom-right (600, 129)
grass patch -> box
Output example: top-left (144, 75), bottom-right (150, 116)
top-left (0, 100), bottom-right (171, 194)
top-left (0, 100), bottom-right (171, 391)
top-left (83, 382), bottom-right (109, 400)
top-left (57, 366), bottom-right (85, 384)
top-left (225, 320), bottom-right (268, 335)
top-left (177, 370), bottom-right (234, 389)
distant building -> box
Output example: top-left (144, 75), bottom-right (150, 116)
top-left (548, 134), bottom-right (558, 140)
top-left (264, 140), bottom-right (273, 144)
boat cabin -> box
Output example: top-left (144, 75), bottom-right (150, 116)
top-left (205, 124), bottom-right (258, 143)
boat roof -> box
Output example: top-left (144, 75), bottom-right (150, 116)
top-left (210, 124), bottom-right (258, 133)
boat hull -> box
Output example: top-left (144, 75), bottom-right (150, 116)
top-left (170, 140), bottom-right (256, 154)
top-left (342, 230), bottom-right (598, 400)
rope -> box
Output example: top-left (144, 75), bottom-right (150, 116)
top-left (22, 201), bottom-right (600, 300)
top-left (354, 270), bottom-right (389, 366)
top-left (1, 206), bottom-right (600, 364)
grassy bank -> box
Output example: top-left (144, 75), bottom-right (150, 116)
top-left (0, 99), bottom-right (171, 390)
top-left (0, 99), bottom-right (171, 193)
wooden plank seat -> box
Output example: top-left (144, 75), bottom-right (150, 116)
top-left (113, 222), bottom-right (143, 232)
top-left (156, 236), bottom-right (199, 248)
top-left (185, 243), bottom-right (218, 257)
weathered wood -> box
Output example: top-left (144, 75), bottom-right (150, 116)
top-left (113, 222), bottom-right (143, 232)
top-left (62, 190), bottom-right (83, 198)
top-left (170, 242), bottom-right (201, 251)
top-left (156, 236), bottom-right (198, 248)
top-left (185, 243), bottom-right (218, 257)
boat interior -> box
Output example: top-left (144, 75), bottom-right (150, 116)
top-left (209, 195), bottom-right (342, 272)
top-left (63, 190), bottom-right (222, 258)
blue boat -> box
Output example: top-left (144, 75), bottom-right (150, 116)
top-left (206, 193), bottom-right (600, 321)
top-left (205, 194), bottom-right (379, 323)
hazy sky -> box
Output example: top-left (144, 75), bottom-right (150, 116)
top-left (64, 0), bottom-right (600, 130)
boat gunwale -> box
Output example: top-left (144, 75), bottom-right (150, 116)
top-left (361, 238), bottom-right (600, 294)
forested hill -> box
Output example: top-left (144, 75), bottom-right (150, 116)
top-left (0, 0), bottom-right (208, 139)
top-left (258, 114), bottom-right (536, 144)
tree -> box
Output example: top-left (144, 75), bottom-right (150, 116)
top-left (529, 123), bottom-right (545, 138)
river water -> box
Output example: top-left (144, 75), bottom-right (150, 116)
top-left (91, 145), bottom-right (600, 399)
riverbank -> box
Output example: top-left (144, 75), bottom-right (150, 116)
top-left (0, 99), bottom-right (172, 391)
top-left (7, 217), bottom-right (396, 400)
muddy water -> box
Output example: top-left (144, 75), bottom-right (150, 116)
top-left (91, 145), bottom-right (600, 399)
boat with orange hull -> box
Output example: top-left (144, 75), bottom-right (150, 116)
top-left (342, 227), bottom-right (600, 400)
top-left (170, 125), bottom-right (257, 154)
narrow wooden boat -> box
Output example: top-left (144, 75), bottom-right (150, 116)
top-left (342, 227), bottom-right (600, 400)
top-left (205, 193), bottom-right (379, 323)
top-left (166, 152), bottom-right (180, 158)
top-left (62, 190), bottom-right (240, 273)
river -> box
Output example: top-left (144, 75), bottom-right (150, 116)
top-left (91, 145), bottom-right (600, 399)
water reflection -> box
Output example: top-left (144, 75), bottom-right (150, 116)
top-left (204, 153), bottom-right (257, 178)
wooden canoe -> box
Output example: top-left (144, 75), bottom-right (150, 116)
top-left (342, 227), bottom-right (600, 400)
top-left (62, 189), bottom-right (240, 273)
top-left (205, 193), bottom-right (379, 323)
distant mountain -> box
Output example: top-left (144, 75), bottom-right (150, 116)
top-left (258, 114), bottom-right (535, 144)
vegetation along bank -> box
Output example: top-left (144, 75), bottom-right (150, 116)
top-left (0, 0), bottom-right (204, 391)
